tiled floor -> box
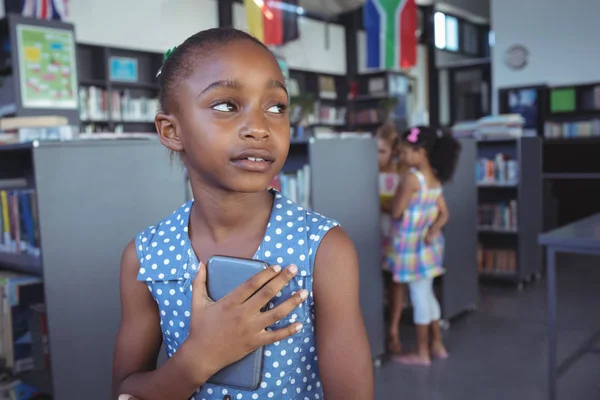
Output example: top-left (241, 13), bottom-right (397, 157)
top-left (374, 253), bottom-right (600, 400)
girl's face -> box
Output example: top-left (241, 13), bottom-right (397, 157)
top-left (378, 138), bottom-right (394, 170)
top-left (400, 144), bottom-right (426, 168)
top-left (157, 40), bottom-right (290, 193)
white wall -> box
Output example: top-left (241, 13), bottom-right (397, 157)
top-left (232, 3), bottom-right (347, 75)
top-left (67, 0), bottom-right (218, 52)
top-left (492, 0), bottom-right (600, 112)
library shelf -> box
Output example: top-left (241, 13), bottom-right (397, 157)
top-left (542, 173), bottom-right (600, 180)
top-left (0, 252), bottom-right (42, 275)
top-left (475, 137), bottom-right (542, 288)
top-left (477, 227), bottom-right (518, 235)
top-left (0, 140), bottom-right (189, 400)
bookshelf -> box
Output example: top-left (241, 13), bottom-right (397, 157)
top-left (0, 139), bottom-right (188, 400)
top-left (287, 69), bottom-right (349, 139)
top-left (439, 137), bottom-right (479, 320)
top-left (76, 44), bottom-right (161, 134)
top-left (540, 82), bottom-right (600, 228)
top-left (475, 137), bottom-right (542, 289)
top-left (347, 70), bottom-right (415, 134)
top-left (499, 83), bottom-right (600, 228)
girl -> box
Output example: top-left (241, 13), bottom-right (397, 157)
top-left (111, 28), bottom-right (373, 400)
top-left (386, 125), bottom-right (461, 367)
top-left (376, 124), bottom-right (404, 354)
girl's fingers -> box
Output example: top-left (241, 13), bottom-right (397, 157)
top-left (259, 289), bottom-right (308, 327)
top-left (226, 264), bottom-right (283, 305)
top-left (245, 265), bottom-right (299, 311)
top-left (118, 395), bottom-right (141, 400)
top-left (258, 322), bottom-right (304, 347)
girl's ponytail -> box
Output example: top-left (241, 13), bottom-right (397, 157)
top-left (429, 128), bottom-right (461, 184)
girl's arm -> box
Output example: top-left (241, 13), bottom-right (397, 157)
top-left (391, 172), bottom-right (420, 220)
top-left (430, 194), bottom-right (450, 233)
top-left (425, 195), bottom-right (449, 244)
top-left (111, 240), bottom-right (209, 400)
top-left (313, 227), bottom-right (374, 400)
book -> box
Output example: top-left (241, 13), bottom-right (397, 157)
top-left (477, 245), bottom-right (517, 273)
top-left (478, 200), bottom-right (518, 231)
top-left (0, 189), bottom-right (40, 257)
top-left (0, 116), bottom-right (68, 131)
top-left (475, 154), bottom-right (518, 185)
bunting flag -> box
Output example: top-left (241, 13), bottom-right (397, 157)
top-left (244, 0), bottom-right (300, 46)
top-left (5, 0), bottom-right (68, 20)
top-left (364, 0), bottom-right (417, 69)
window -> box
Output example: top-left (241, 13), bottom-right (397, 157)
top-left (434, 12), bottom-right (446, 49)
top-left (434, 12), bottom-right (459, 52)
top-left (462, 23), bottom-right (479, 55)
top-left (445, 15), bottom-right (459, 51)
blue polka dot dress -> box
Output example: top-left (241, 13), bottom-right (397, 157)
top-left (135, 189), bottom-right (339, 400)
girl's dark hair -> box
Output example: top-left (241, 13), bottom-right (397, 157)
top-left (401, 125), bottom-right (461, 183)
top-left (157, 27), bottom-right (273, 113)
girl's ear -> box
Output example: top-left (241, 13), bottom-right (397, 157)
top-left (155, 112), bottom-right (184, 152)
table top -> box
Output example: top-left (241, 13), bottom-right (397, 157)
top-left (538, 213), bottom-right (600, 250)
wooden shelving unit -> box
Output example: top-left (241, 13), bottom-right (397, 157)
top-left (475, 137), bottom-right (543, 289)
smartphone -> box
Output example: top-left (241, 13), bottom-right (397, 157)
top-left (205, 255), bottom-right (269, 391)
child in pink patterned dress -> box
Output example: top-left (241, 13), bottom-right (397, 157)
top-left (386, 125), bottom-right (461, 366)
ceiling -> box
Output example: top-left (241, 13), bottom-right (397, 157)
top-left (298, 0), bottom-right (366, 17)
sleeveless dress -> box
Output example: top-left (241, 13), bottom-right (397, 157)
top-left (135, 189), bottom-right (339, 400)
top-left (384, 168), bottom-right (445, 283)
top-left (379, 171), bottom-right (399, 265)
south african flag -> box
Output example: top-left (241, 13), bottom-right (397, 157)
top-left (364, 0), bottom-right (418, 69)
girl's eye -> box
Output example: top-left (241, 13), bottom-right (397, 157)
top-left (267, 103), bottom-right (287, 114)
top-left (212, 102), bottom-right (237, 112)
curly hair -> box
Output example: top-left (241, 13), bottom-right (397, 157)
top-left (400, 125), bottom-right (461, 183)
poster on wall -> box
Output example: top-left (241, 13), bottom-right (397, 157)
top-left (16, 24), bottom-right (78, 109)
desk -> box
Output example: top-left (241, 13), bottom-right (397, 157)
top-left (538, 213), bottom-right (600, 400)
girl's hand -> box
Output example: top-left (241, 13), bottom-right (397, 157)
top-left (181, 262), bottom-right (307, 385)
top-left (118, 395), bottom-right (141, 400)
top-left (425, 228), bottom-right (439, 245)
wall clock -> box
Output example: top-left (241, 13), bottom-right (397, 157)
top-left (504, 45), bottom-right (530, 70)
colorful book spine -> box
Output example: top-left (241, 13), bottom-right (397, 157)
top-left (0, 189), bottom-right (40, 257)
top-left (476, 154), bottom-right (518, 184)
top-left (477, 200), bottom-right (518, 231)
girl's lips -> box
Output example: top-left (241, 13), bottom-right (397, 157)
top-left (231, 158), bottom-right (274, 172)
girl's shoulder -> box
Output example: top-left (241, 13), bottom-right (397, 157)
top-left (268, 190), bottom-right (340, 266)
top-left (134, 199), bottom-right (193, 265)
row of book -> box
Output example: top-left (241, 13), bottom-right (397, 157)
top-left (0, 189), bottom-right (40, 257)
top-left (347, 108), bottom-right (385, 126)
top-left (269, 165), bottom-right (311, 210)
top-left (290, 103), bottom-right (347, 127)
top-left (544, 120), bottom-right (600, 139)
top-left (286, 76), bottom-right (339, 100)
top-left (79, 85), bottom-right (159, 123)
top-left (477, 247), bottom-right (517, 274)
top-left (452, 114), bottom-right (531, 139)
top-left (477, 200), bottom-right (518, 231)
top-left (0, 272), bottom-right (48, 377)
top-left (475, 155), bottom-right (518, 185)
top-left (0, 116), bottom-right (78, 145)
